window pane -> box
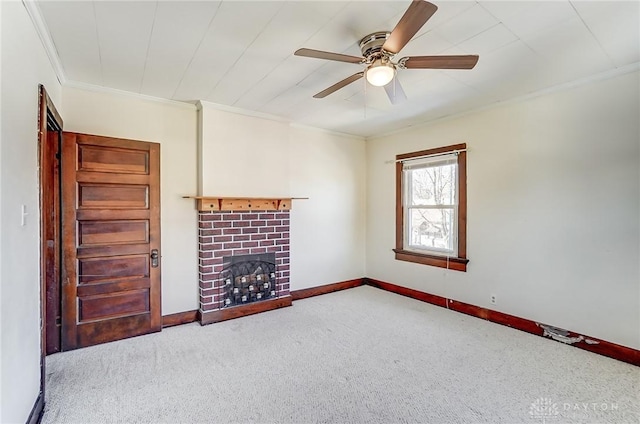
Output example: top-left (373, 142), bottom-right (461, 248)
top-left (409, 163), bottom-right (456, 206)
top-left (407, 208), bottom-right (455, 253)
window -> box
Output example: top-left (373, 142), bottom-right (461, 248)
top-left (394, 143), bottom-right (468, 271)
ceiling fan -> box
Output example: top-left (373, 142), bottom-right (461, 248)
top-left (294, 0), bottom-right (479, 104)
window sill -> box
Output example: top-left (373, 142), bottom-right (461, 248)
top-left (393, 249), bottom-right (468, 272)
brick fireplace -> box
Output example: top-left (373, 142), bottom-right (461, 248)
top-left (197, 201), bottom-right (292, 324)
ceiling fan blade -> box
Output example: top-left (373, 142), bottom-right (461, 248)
top-left (401, 55), bottom-right (479, 69)
top-left (384, 76), bottom-right (408, 105)
top-left (382, 0), bottom-right (438, 54)
top-left (295, 48), bottom-right (363, 64)
top-left (313, 72), bottom-right (364, 98)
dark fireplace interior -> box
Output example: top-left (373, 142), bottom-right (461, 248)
top-left (219, 253), bottom-right (278, 308)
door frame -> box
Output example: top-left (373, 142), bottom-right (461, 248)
top-left (34, 84), bottom-right (63, 424)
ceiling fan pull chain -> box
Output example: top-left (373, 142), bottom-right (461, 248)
top-left (363, 73), bottom-right (368, 119)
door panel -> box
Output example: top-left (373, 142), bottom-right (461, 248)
top-left (78, 144), bottom-right (149, 174)
top-left (78, 220), bottom-right (149, 246)
top-left (61, 132), bottom-right (161, 350)
top-left (78, 184), bottom-right (149, 209)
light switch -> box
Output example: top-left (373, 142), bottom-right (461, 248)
top-left (21, 205), bottom-right (28, 226)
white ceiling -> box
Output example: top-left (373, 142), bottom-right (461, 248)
top-left (35, 0), bottom-right (639, 137)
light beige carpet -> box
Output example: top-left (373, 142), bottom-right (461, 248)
top-left (43, 286), bottom-right (639, 423)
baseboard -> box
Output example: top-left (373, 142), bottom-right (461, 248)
top-left (291, 278), bottom-right (364, 300)
top-left (200, 296), bottom-right (292, 325)
top-left (162, 310), bottom-right (200, 328)
top-left (365, 278), bottom-right (640, 366)
top-left (26, 391), bottom-right (44, 424)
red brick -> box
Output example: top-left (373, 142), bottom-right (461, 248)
top-left (266, 220), bottom-right (281, 226)
top-left (199, 236), bottom-right (212, 244)
top-left (199, 222), bottom-right (213, 229)
top-left (275, 251), bottom-right (288, 259)
top-left (251, 233), bottom-right (267, 241)
top-left (275, 226), bottom-right (289, 232)
top-left (232, 220), bottom-right (250, 228)
top-left (242, 227), bottom-right (259, 234)
top-left (259, 213), bottom-right (275, 220)
top-left (201, 243), bottom-right (223, 251)
top-left (200, 282), bottom-right (213, 290)
top-left (199, 266), bottom-right (213, 274)
top-left (233, 234), bottom-right (251, 241)
top-left (223, 213), bottom-right (241, 220)
top-left (242, 213), bottom-right (259, 220)
top-left (223, 228), bottom-right (242, 235)
top-left (214, 235), bottom-right (233, 243)
top-left (201, 273), bottom-right (216, 281)
top-left (201, 229), bottom-right (223, 236)
top-left (224, 242), bottom-right (242, 249)
top-left (250, 220), bottom-right (266, 227)
top-left (200, 259), bottom-right (218, 266)
top-left (242, 241), bottom-right (259, 248)
top-left (214, 249), bottom-right (232, 258)
top-left (250, 247), bottom-right (267, 254)
top-left (202, 303), bottom-right (219, 311)
top-left (260, 240), bottom-right (275, 246)
top-left (233, 249), bottom-right (250, 256)
top-left (202, 289), bottom-right (217, 296)
top-left (199, 251), bottom-right (213, 259)
top-left (259, 227), bottom-right (275, 233)
top-left (266, 246), bottom-right (281, 253)
top-left (201, 214), bottom-right (221, 221)
top-left (213, 265), bottom-right (224, 273)
top-left (215, 221), bottom-right (232, 228)
top-left (200, 296), bottom-right (212, 304)
top-left (275, 239), bottom-right (289, 246)
top-left (279, 264), bottom-right (290, 271)
top-left (281, 220), bottom-right (290, 226)
top-left (282, 244), bottom-right (290, 252)
top-left (267, 233), bottom-right (282, 239)
top-left (275, 213), bottom-right (289, 219)
top-left (282, 232), bottom-right (290, 240)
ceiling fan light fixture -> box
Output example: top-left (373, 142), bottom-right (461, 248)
top-left (366, 59), bottom-right (395, 87)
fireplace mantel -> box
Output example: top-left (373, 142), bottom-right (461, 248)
top-left (183, 196), bottom-right (306, 212)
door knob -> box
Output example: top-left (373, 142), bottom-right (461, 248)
top-left (151, 249), bottom-right (159, 268)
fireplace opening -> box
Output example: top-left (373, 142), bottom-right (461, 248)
top-left (218, 253), bottom-right (278, 308)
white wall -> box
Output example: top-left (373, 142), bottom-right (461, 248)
top-left (198, 104), bottom-right (367, 290)
top-left (198, 104), bottom-right (290, 197)
top-left (62, 87), bottom-right (199, 315)
top-left (288, 126), bottom-right (366, 289)
top-left (0, 2), bottom-right (63, 422)
top-left (366, 71), bottom-right (640, 350)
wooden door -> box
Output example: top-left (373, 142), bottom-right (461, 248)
top-left (61, 132), bottom-right (161, 350)
top-left (43, 130), bottom-right (62, 354)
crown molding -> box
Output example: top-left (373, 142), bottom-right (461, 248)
top-left (289, 123), bottom-right (365, 141)
top-left (65, 80), bottom-right (197, 110)
top-left (196, 100), bottom-right (290, 123)
top-left (368, 61), bottom-right (640, 140)
top-left (22, 0), bottom-right (67, 85)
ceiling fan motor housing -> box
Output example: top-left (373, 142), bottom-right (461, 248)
top-left (359, 32), bottom-right (391, 61)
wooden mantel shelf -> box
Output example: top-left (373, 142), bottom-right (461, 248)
top-left (183, 196), bottom-right (307, 211)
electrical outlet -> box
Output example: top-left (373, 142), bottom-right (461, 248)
top-left (490, 294), bottom-right (497, 305)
